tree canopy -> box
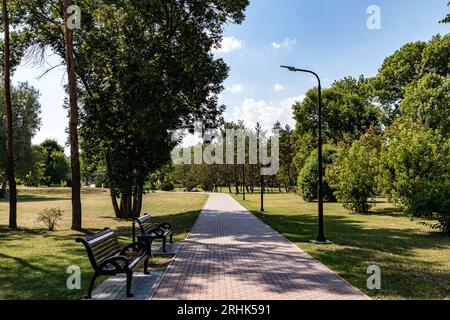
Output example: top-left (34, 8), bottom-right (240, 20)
top-left (0, 82), bottom-right (41, 177)
top-left (293, 76), bottom-right (380, 147)
top-left (371, 34), bottom-right (450, 125)
top-left (13, 0), bottom-right (249, 218)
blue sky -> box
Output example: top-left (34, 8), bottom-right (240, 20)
top-left (13, 0), bottom-right (450, 150)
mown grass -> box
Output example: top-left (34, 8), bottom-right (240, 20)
top-left (233, 192), bottom-right (450, 300)
top-left (0, 188), bottom-right (207, 300)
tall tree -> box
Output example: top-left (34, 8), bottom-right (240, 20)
top-left (400, 73), bottom-right (450, 137)
top-left (19, 0), bottom-right (249, 218)
top-left (2, 0), bottom-right (17, 228)
top-left (62, 0), bottom-right (82, 230)
top-left (293, 76), bottom-right (380, 146)
top-left (370, 41), bottom-right (427, 125)
top-left (39, 139), bottom-right (70, 186)
top-left (0, 82), bottom-right (41, 189)
top-left (370, 34), bottom-right (450, 125)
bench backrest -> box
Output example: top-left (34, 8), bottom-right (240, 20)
top-left (76, 228), bottom-right (121, 269)
top-left (135, 214), bottom-right (160, 234)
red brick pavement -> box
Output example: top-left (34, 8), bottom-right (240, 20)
top-left (152, 193), bottom-right (370, 300)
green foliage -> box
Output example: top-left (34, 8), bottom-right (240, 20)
top-left (161, 181), bottom-right (175, 192)
top-left (421, 34), bottom-right (450, 76)
top-left (39, 140), bottom-right (70, 187)
top-left (371, 34), bottom-right (450, 125)
top-left (328, 133), bottom-right (380, 213)
top-left (370, 41), bottom-right (427, 124)
top-left (400, 73), bottom-right (450, 136)
top-left (36, 208), bottom-right (64, 231)
top-left (22, 145), bottom-right (45, 186)
top-left (409, 181), bottom-right (450, 235)
top-left (274, 122), bottom-right (297, 188)
top-left (440, 1), bottom-right (450, 23)
top-left (293, 76), bottom-right (380, 146)
top-left (298, 145), bottom-right (338, 202)
top-left (0, 82), bottom-right (41, 178)
top-left (376, 118), bottom-right (450, 211)
top-left (59, 0), bottom-right (247, 218)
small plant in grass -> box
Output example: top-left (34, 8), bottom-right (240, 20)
top-left (37, 208), bottom-right (64, 231)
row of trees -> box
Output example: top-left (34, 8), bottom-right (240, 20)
top-left (2, 0), bottom-right (250, 228)
top-left (167, 120), bottom-right (297, 194)
top-left (166, 32), bottom-right (450, 234)
top-left (293, 33), bottom-right (450, 234)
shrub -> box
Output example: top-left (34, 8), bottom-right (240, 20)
top-left (37, 208), bottom-right (64, 231)
top-left (161, 181), bottom-right (175, 191)
top-left (376, 118), bottom-right (450, 211)
top-left (409, 181), bottom-right (450, 235)
top-left (328, 141), bottom-right (377, 213)
top-left (298, 145), bottom-right (338, 202)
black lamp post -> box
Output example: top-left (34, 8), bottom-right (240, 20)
top-left (281, 65), bottom-right (331, 244)
top-left (260, 173), bottom-right (264, 212)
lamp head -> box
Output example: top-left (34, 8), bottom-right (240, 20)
top-left (280, 65), bottom-right (297, 72)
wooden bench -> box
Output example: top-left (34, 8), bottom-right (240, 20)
top-left (133, 214), bottom-right (173, 255)
top-left (76, 228), bottom-right (149, 299)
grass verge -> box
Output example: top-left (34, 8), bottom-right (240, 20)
top-left (0, 188), bottom-right (207, 299)
top-left (233, 192), bottom-right (450, 300)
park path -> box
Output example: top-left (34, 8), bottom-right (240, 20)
top-left (152, 193), bottom-right (369, 300)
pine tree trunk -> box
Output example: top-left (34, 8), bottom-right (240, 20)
top-left (2, 0), bottom-right (17, 228)
top-left (63, 0), bottom-right (82, 230)
top-left (227, 165), bottom-right (232, 193)
top-left (0, 173), bottom-right (7, 198)
top-left (110, 190), bottom-right (121, 218)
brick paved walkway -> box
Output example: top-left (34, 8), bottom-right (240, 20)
top-left (153, 193), bottom-right (369, 300)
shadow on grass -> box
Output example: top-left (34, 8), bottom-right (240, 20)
top-left (252, 211), bottom-right (449, 255)
top-left (19, 194), bottom-right (68, 203)
top-left (250, 210), bottom-right (450, 299)
top-left (0, 195), bottom-right (68, 204)
top-left (0, 209), bottom-right (201, 299)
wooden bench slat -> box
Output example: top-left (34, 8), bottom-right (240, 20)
top-left (134, 214), bottom-right (174, 255)
top-left (91, 237), bottom-right (121, 255)
top-left (76, 228), bottom-right (149, 299)
top-left (87, 230), bottom-right (115, 245)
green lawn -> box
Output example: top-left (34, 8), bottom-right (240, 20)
top-left (0, 188), bottom-right (207, 300)
top-left (233, 192), bottom-right (450, 300)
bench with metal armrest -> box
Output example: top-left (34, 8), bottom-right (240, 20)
top-left (76, 228), bottom-right (149, 299)
top-left (133, 213), bottom-right (173, 255)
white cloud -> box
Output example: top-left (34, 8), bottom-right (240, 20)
top-left (271, 38), bottom-right (297, 50)
top-left (271, 42), bottom-right (281, 49)
top-left (274, 84), bottom-right (285, 92)
top-left (229, 95), bottom-right (305, 130)
top-left (228, 84), bottom-right (245, 93)
top-left (212, 36), bottom-right (244, 53)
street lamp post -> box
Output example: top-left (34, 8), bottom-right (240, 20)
top-left (260, 173), bottom-right (264, 212)
top-left (281, 65), bottom-right (331, 244)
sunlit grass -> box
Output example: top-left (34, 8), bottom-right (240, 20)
top-left (0, 188), bottom-right (207, 299)
top-left (233, 192), bottom-right (450, 300)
